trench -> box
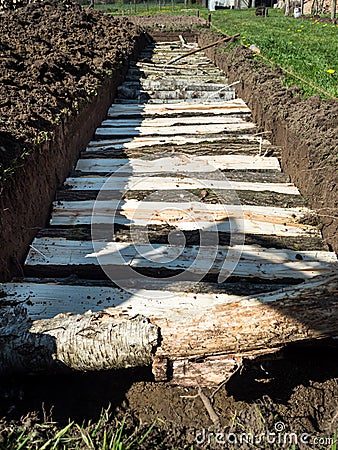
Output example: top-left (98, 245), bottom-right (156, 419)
top-left (0, 29), bottom-right (337, 393)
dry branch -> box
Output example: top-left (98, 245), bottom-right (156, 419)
top-left (166, 34), bottom-right (240, 65)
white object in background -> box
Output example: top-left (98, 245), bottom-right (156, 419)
top-left (294, 7), bottom-right (301, 17)
top-left (209, 0), bottom-right (216, 11)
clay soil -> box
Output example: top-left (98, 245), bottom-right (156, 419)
top-left (0, 6), bottom-right (337, 450)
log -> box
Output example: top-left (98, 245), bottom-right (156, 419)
top-left (0, 306), bottom-right (158, 375)
top-left (0, 274), bottom-right (337, 385)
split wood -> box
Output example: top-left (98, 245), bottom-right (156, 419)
top-left (166, 33), bottom-right (240, 66)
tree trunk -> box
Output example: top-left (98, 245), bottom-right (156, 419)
top-left (0, 274), bottom-right (337, 385)
top-left (285, 0), bottom-right (290, 15)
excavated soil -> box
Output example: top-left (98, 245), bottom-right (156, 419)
top-left (0, 0), bottom-right (140, 174)
top-left (0, 7), bottom-right (337, 450)
top-left (0, 1), bottom-right (143, 280)
top-left (127, 13), bottom-right (208, 31)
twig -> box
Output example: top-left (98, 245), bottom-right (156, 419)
top-left (166, 34), bottom-right (240, 66)
top-left (29, 244), bottom-right (48, 259)
top-left (198, 384), bottom-right (221, 428)
top-left (180, 394), bottom-right (199, 399)
top-left (206, 81), bottom-right (240, 101)
top-left (178, 34), bottom-right (187, 47)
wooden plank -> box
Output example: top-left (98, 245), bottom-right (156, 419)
top-left (83, 141), bottom-right (277, 159)
top-left (0, 281), bottom-right (305, 319)
top-left (132, 62), bottom-right (215, 69)
top-left (100, 115), bottom-right (253, 128)
top-left (37, 227), bottom-right (327, 251)
top-left (87, 134), bottom-right (267, 151)
top-left (119, 81), bottom-right (233, 92)
top-left (74, 169), bottom-right (288, 184)
top-left (56, 188), bottom-right (304, 208)
top-left (125, 70), bottom-right (225, 79)
top-left (63, 176), bottom-right (300, 195)
top-left (25, 238), bottom-right (337, 280)
top-left (75, 155), bottom-right (281, 173)
top-left (107, 99), bottom-right (251, 118)
top-left (116, 89), bottom-right (236, 101)
top-left (115, 93), bottom-right (236, 103)
top-left (95, 122), bottom-right (255, 139)
top-left (0, 282), bottom-right (255, 319)
top-left (1, 275), bottom-right (336, 322)
top-left (50, 200), bottom-right (319, 237)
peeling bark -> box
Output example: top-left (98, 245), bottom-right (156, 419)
top-left (0, 307), bottom-right (159, 375)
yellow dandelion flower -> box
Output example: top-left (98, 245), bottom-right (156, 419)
top-left (323, 23), bottom-right (328, 27)
top-left (327, 69), bottom-right (335, 74)
top-left (297, 29), bottom-right (302, 32)
top-left (289, 41), bottom-right (293, 45)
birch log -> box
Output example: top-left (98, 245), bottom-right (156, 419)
top-left (0, 306), bottom-right (159, 375)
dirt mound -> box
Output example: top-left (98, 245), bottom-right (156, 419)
top-left (126, 13), bottom-right (207, 31)
top-left (0, 0), bottom-right (139, 177)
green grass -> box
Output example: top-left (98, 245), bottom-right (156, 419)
top-left (206, 8), bottom-right (338, 98)
top-left (102, 4), bottom-right (338, 98)
top-left (0, 408), bottom-right (158, 450)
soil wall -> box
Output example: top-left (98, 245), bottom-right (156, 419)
top-left (0, 35), bottom-right (146, 281)
top-left (196, 29), bottom-right (338, 254)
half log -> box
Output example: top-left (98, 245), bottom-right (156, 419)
top-left (0, 273), bottom-right (337, 385)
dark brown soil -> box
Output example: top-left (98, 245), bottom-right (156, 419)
top-left (0, 0), bottom-right (139, 176)
top-left (126, 13), bottom-right (208, 31)
top-left (0, 343), bottom-right (337, 448)
top-left (0, 1), bottom-right (144, 281)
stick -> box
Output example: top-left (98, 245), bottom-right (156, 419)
top-left (166, 34), bottom-right (240, 66)
top-left (178, 35), bottom-right (187, 47)
top-left (198, 385), bottom-right (221, 428)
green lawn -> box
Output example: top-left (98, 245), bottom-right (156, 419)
top-left (103, 4), bottom-right (338, 98)
top-left (206, 8), bottom-right (338, 98)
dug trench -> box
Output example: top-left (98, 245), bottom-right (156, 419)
top-left (0, 6), bottom-right (337, 448)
